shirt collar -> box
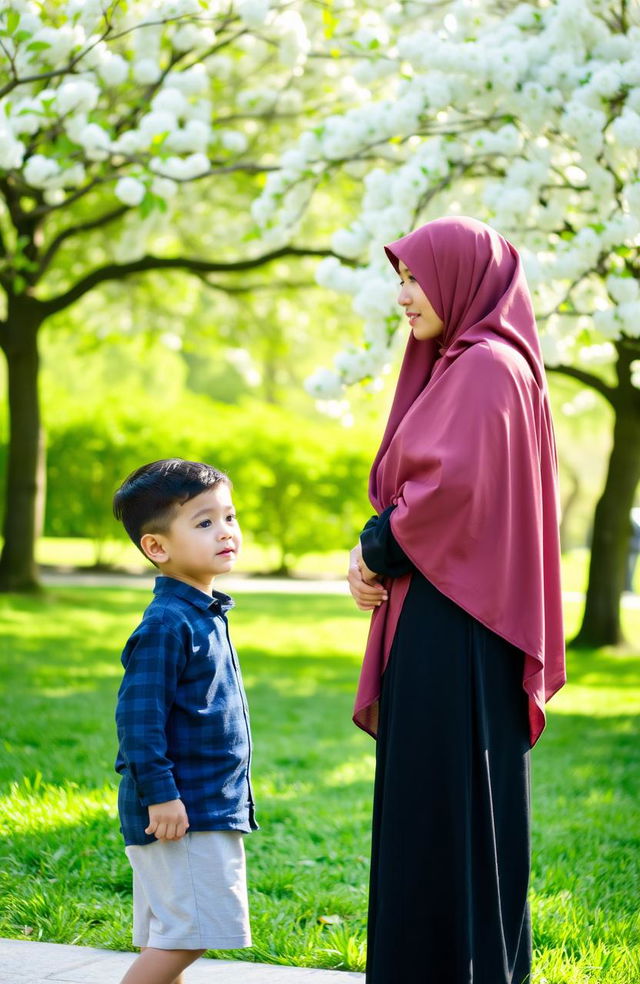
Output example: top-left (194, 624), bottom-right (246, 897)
top-left (153, 575), bottom-right (234, 614)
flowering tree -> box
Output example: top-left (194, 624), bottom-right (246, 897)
top-left (0, 0), bottom-right (377, 591)
top-left (253, 0), bottom-right (640, 646)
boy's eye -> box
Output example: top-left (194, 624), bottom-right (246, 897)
top-left (227, 514), bottom-right (237, 523)
top-left (198, 519), bottom-right (212, 528)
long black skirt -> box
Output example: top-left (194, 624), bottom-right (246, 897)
top-left (366, 573), bottom-right (532, 984)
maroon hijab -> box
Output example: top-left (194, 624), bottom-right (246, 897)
top-left (353, 216), bottom-right (565, 746)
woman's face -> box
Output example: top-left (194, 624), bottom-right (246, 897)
top-left (397, 260), bottom-right (444, 341)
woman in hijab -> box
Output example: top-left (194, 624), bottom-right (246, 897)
top-left (347, 216), bottom-right (566, 984)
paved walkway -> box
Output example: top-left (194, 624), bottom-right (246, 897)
top-left (41, 570), bottom-right (640, 608)
top-left (0, 938), bottom-right (364, 984)
top-left (41, 571), bottom-right (351, 594)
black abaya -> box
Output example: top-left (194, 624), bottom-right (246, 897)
top-left (361, 509), bottom-right (532, 984)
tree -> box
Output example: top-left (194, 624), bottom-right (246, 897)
top-left (253, 0), bottom-right (640, 646)
top-left (0, 0), bottom-right (357, 590)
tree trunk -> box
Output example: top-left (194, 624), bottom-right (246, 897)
top-left (559, 465), bottom-right (580, 553)
top-left (573, 349), bottom-right (640, 647)
top-left (0, 302), bottom-right (44, 592)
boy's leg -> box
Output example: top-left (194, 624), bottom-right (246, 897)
top-left (119, 947), bottom-right (205, 984)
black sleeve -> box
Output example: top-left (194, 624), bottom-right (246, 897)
top-left (360, 505), bottom-right (415, 578)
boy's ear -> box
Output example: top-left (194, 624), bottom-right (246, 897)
top-left (140, 532), bottom-right (169, 565)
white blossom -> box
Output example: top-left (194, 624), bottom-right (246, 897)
top-left (97, 52), bottom-right (129, 87)
top-left (275, 10), bottom-right (310, 68)
top-left (66, 0), bottom-right (105, 33)
top-left (0, 124), bottom-right (25, 169)
top-left (171, 23), bottom-right (212, 53)
top-left (114, 176), bottom-right (146, 206)
top-left (315, 257), bottom-right (363, 294)
top-left (611, 108), bottom-right (640, 147)
top-left (593, 307), bottom-right (621, 338)
top-left (236, 0), bottom-right (270, 29)
top-left (304, 367), bottom-right (345, 399)
top-left (332, 224), bottom-right (370, 259)
top-left (166, 120), bottom-right (211, 153)
top-left (139, 111), bottom-right (178, 139)
top-left (151, 176), bottom-right (178, 200)
top-left (76, 122), bottom-right (111, 161)
top-left (220, 130), bottom-right (249, 154)
top-left (31, 25), bottom-right (80, 66)
top-left (43, 188), bottom-right (66, 206)
top-left (579, 342), bottom-right (616, 365)
top-left (158, 0), bottom-right (202, 16)
top-left (353, 276), bottom-right (397, 319)
top-left (133, 58), bottom-right (162, 85)
top-left (617, 302), bottom-right (640, 336)
top-left (150, 153), bottom-right (210, 180)
top-left (55, 79), bottom-right (100, 115)
top-left (166, 65), bottom-right (209, 96)
top-left (112, 130), bottom-right (147, 155)
top-left (631, 360), bottom-right (640, 389)
top-left (622, 181), bottom-right (640, 213)
top-left (606, 275), bottom-right (640, 305)
top-left (152, 88), bottom-right (188, 119)
top-left (206, 55), bottom-right (233, 81)
top-left (23, 154), bottom-right (60, 188)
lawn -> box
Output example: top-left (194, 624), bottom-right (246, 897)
top-left (0, 586), bottom-right (638, 982)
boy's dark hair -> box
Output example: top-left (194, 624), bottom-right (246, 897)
top-left (113, 458), bottom-right (230, 553)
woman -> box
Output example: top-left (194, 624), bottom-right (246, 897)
top-left (347, 216), bottom-right (566, 984)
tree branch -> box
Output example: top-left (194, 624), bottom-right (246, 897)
top-left (546, 363), bottom-right (616, 406)
top-left (39, 246), bottom-right (339, 317)
top-left (37, 205), bottom-right (130, 277)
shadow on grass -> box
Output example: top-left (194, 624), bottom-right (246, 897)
top-left (562, 644), bottom-right (640, 689)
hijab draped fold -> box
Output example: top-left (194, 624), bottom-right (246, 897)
top-left (353, 216), bottom-right (565, 747)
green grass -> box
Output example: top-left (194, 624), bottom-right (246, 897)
top-left (0, 588), bottom-right (638, 981)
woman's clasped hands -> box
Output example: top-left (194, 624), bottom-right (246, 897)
top-left (348, 543), bottom-right (388, 611)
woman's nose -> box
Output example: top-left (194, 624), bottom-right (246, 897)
top-left (397, 286), bottom-right (410, 305)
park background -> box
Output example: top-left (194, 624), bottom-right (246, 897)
top-left (0, 1), bottom-right (639, 982)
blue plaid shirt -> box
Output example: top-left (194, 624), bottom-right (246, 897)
top-left (115, 576), bottom-right (257, 846)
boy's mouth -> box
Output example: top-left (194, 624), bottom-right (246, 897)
top-left (217, 548), bottom-right (235, 556)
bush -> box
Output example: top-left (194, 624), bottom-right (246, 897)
top-left (42, 395), bottom-right (377, 572)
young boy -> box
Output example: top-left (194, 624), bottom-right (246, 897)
top-left (113, 458), bottom-right (257, 984)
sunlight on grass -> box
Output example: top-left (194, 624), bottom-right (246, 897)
top-left (0, 585), bottom-right (638, 980)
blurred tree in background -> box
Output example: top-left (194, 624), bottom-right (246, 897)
top-left (0, 0), bottom-right (636, 647)
top-left (255, 0), bottom-right (640, 644)
top-left (0, 0), bottom-right (398, 590)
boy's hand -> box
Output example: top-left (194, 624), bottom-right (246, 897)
top-left (146, 799), bottom-right (190, 841)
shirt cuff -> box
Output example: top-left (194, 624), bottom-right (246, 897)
top-left (360, 505), bottom-right (414, 578)
top-left (136, 773), bottom-right (180, 807)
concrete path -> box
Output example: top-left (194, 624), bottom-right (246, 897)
top-left (0, 938), bottom-right (364, 984)
top-left (41, 572), bottom-right (351, 595)
top-left (41, 570), bottom-right (640, 608)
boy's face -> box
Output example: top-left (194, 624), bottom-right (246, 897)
top-left (141, 483), bottom-right (242, 594)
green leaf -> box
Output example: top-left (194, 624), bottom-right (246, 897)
top-left (139, 192), bottom-right (156, 219)
top-left (5, 9), bottom-right (20, 35)
top-left (14, 29), bottom-right (32, 43)
top-left (26, 40), bottom-right (51, 52)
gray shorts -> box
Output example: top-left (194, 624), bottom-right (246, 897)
top-left (125, 830), bottom-right (251, 950)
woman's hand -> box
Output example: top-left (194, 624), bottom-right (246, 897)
top-left (348, 543), bottom-right (388, 611)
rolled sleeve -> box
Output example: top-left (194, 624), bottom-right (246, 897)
top-left (115, 621), bottom-right (185, 806)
